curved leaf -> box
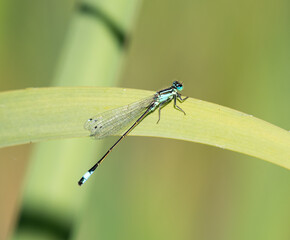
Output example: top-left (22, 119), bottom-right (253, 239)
top-left (0, 87), bottom-right (289, 169)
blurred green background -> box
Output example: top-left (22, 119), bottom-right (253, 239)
top-left (0, 0), bottom-right (289, 240)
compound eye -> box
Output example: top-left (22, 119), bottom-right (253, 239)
top-left (173, 81), bottom-right (183, 90)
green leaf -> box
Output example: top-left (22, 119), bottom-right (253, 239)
top-left (0, 87), bottom-right (289, 169)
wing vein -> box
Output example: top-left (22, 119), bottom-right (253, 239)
top-left (84, 96), bottom-right (155, 138)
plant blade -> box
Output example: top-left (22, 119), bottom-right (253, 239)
top-left (0, 87), bottom-right (289, 169)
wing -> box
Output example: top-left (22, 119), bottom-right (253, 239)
top-left (84, 96), bottom-right (155, 139)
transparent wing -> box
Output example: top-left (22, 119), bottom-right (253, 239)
top-left (84, 95), bottom-right (155, 139)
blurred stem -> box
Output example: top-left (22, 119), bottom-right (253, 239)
top-left (10, 0), bottom-right (142, 240)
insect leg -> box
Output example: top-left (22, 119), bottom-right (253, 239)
top-left (174, 95), bottom-right (186, 115)
top-left (177, 93), bottom-right (188, 102)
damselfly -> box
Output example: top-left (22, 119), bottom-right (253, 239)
top-left (78, 81), bottom-right (188, 186)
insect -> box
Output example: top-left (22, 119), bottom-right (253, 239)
top-left (78, 81), bottom-right (188, 186)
